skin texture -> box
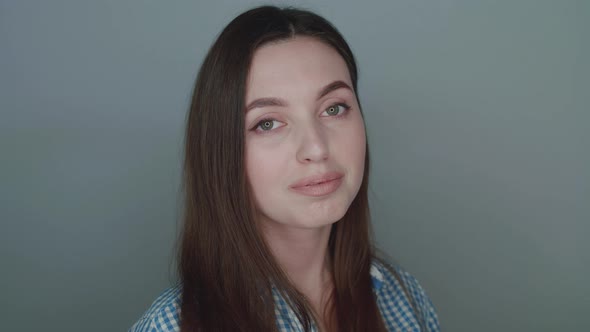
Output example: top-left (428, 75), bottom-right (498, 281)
top-left (244, 36), bottom-right (367, 321)
top-left (245, 36), bottom-right (366, 231)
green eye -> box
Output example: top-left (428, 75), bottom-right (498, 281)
top-left (260, 120), bottom-right (273, 130)
top-left (254, 119), bottom-right (283, 132)
top-left (326, 105), bottom-right (340, 115)
top-left (324, 103), bottom-right (350, 116)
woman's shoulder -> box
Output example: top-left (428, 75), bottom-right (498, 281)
top-left (128, 284), bottom-right (182, 332)
top-left (370, 258), bottom-right (441, 331)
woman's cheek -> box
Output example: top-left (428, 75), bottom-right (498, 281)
top-left (340, 116), bottom-right (366, 167)
top-left (247, 144), bottom-right (285, 183)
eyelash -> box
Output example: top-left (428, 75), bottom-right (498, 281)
top-left (250, 103), bottom-right (352, 134)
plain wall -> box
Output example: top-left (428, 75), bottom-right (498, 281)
top-left (1, 0), bottom-right (588, 331)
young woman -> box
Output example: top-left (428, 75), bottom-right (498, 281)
top-left (130, 5), bottom-right (440, 332)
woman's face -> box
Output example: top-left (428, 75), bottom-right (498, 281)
top-left (244, 36), bottom-right (366, 230)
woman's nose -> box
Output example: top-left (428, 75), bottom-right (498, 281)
top-left (295, 121), bottom-right (329, 163)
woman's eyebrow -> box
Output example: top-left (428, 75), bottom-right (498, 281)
top-left (245, 80), bottom-right (352, 113)
top-left (317, 80), bottom-right (352, 100)
top-left (245, 97), bottom-right (286, 113)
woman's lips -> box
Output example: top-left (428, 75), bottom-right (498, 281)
top-left (289, 172), bottom-right (344, 197)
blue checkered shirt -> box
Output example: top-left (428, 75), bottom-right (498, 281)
top-left (129, 261), bottom-right (440, 331)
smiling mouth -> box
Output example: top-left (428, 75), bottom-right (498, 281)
top-left (290, 171), bottom-right (344, 188)
top-left (289, 175), bottom-right (343, 197)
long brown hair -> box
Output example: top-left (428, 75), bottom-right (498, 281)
top-left (180, 6), bottom-right (394, 331)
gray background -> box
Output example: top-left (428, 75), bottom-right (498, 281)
top-left (1, 0), bottom-right (588, 331)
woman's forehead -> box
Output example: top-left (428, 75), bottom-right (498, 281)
top-left (245, 36), bottom-right (353, 101)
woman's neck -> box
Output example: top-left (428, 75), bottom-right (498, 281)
top-left (261, 221), bottom-right (336, 331)
top-left (261, 221), bottom-right (333, 299)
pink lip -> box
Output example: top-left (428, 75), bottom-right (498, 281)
top-left (289, 171), bottom-right (344, 197)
